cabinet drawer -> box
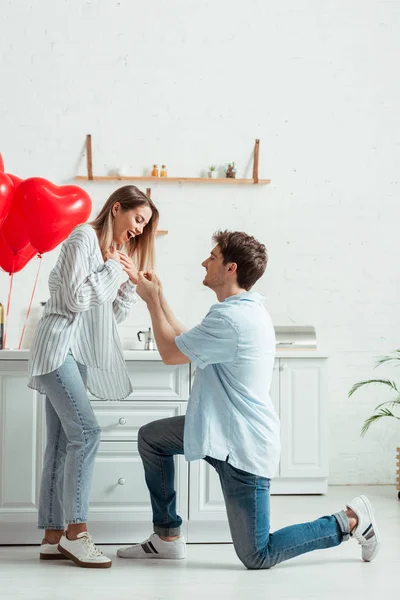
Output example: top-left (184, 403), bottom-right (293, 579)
top-left (126, 361), bottom-right (189, 401)
top-left (92, 401), bottom-right (184, 441)
top-left (90, 442), bottom-right (150, 510)
top-left (89, 442), bottom-right (184, 513)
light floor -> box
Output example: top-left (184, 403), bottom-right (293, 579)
top-left (0, 486), bottom-right (398, 600)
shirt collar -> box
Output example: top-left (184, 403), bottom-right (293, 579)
top-left (222, 291), bottom-right (265, 305)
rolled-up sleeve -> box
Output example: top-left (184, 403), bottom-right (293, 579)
top-left (175, 313), bottom-right (238, 369)
top-left (113, 280), bottom-right (136, 324)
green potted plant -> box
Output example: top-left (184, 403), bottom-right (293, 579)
top-left (208, 165), bottom-right (217, 178)
top-left (349, 349), bottom-right (400, 498)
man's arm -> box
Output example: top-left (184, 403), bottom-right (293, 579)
top-left (159, 290), bottom-right (188, 335)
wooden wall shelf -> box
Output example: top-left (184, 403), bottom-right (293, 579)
top-left (77, 136), bottom-right (270, 186)
top-left (156, 230), bottom-right (168, 235)
top-left (76, 175), bottom-right (270, 185)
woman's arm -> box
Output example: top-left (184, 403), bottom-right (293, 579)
top-left (113, 280), bottom-right (136, 324)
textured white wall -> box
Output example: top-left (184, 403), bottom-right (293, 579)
top-left (1, 0), bottom-right (399, 483)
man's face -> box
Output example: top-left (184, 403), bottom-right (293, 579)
top-left (201, 245), bottom-right (228, 290)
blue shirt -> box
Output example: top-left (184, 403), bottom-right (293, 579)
top-left (175, 291), bottom-right (280, 478)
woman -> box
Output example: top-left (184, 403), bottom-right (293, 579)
top-left (28, 185), bottom-right (159, 569)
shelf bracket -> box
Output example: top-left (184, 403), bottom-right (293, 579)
top-left (86, 134), bottom-right (93, 181)
top-left (252, 138), bottom-right (260, 184)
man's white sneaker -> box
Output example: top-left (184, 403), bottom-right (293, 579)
top-left (40, 539), bottom-right (67, 560)
top-left (57, 532), bottom-right (112, 568)
top-left (117, 533), bottom-right (186, 559)
top-left (346, 495), bottom-right (381, 562)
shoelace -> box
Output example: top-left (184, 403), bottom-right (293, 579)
top-left (81, 534), bottom-right (103, 557)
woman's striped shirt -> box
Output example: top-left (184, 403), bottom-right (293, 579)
top-left (28, 224), bottom-right (135, 400)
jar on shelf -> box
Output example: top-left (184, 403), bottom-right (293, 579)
top-left (160, 165), bottom-right (167, 177)
top-left (151, 165), bottom-right (159, 177)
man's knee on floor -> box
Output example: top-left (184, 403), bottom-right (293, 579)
top-left (237, 550), bottom-right (272, 570)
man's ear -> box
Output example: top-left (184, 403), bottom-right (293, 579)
top-left (227, 262), bottom-right (238, 274)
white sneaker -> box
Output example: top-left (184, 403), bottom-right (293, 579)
top-left (40, 539), bottom-right (67, 561)
top-left (58, 532), bottom-right (112, 568)
top-left (346, 495), bottom-right (381, 562)
top-left (117, 533), bottom-right (186, 559)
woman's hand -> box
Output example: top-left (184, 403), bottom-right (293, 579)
top-left (104, 246), bottom-right (121, 264)
top-left (118, 252), bottom-right (139, 284)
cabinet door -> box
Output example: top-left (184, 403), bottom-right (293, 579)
top-left (0, 362), bottom-right (44, 513)
top-left (0, 361), bottom-right (45, 543)
top-left (279, 358), bottom-right (328, 479)
top-left (187, 361), bottom-right (280, 542)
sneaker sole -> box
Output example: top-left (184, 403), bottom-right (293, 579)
top-left (57, 544), bottom-right (112, 569)
top-left (40, 553), bottom-right (69, 561)
top-left (117, 553), bottom-right (186, 560)
top-left (358, 495), bottom-right (381, 562)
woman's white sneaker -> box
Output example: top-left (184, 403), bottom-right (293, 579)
top-left (57, 532), bottom-right (112, 568)
top-left (346, 495), bottom-right (381, 562)
top-left (117, 533), bottom-right (186, 559)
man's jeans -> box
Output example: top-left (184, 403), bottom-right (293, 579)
top-left (37, 351), bottom-right (101, 528)
top-left (138, 416), bottom-right (350, 569)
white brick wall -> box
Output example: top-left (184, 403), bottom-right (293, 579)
top-left (1, 1), bottom-right (399, 483)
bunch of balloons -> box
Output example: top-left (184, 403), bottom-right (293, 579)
top-left (0, 152), bottom-right (92, 273)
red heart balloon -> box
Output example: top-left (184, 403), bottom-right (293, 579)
top-left (15, 177), bottom-right (92, 254)
top-left (0, 186), bottom-right (31, 253)
top-left (0, 234), bottom-right (38, 273)
top-left (6, 173), bottom-right (23, 189)
top-left (0, 172), bottom-right (14, 229)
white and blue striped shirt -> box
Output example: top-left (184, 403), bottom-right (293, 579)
top-left (28, 224), bottom-right (135, 400)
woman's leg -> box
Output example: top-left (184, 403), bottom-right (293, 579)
top-left (38, 397), bottom-right (67, 544)
top-left (38, 353), bottom-right (101, 534)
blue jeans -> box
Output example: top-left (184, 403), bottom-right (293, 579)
top-left (37, 351), bottom-right (101, 528)
top-left (138, 416), bottom-right (350, 569)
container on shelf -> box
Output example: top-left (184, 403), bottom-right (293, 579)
top-left (151, 165), bottom-right (159, 177)
top-left (160, 165), bottom-right (167, 177)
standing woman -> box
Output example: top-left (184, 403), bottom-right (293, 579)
top-left (28, 185), bottom-right (159, 568)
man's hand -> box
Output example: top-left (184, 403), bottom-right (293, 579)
top-left (136, 271), bottom-right (159, 303)
top-left (144, 270), bottom-right (163, 295)
top-left (118, 251), bottom-right (139, 284)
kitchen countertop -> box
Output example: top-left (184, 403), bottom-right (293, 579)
top-left (0, 349), bottom-right (329, 360)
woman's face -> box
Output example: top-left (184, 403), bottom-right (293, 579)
top-left (112, 203), bottom-right (153, 245)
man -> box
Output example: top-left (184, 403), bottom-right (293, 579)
top-left (117, 230), bottom-right (380, 569)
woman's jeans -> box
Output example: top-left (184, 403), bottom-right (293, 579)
top-left (37, 352), bottom-right (101, 529)
top-left (138, 416), bottom-right (350, 570)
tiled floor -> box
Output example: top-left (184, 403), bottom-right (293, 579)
top-left (0, 486), bottom-right (398, 600)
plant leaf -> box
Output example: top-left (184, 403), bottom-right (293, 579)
top-left (361, 409), bottom-right (400, 436)
top-left (348, 379), bottom-right (398, 397)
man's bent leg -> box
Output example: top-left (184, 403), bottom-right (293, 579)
top-left (218, 462), bottom-right (348, 570)
top-left (138, 416), bottom-right (185, 536)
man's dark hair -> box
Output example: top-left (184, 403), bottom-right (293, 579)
top-left (212, 230), bottom-right (268, 290)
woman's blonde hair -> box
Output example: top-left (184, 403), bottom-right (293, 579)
top-left (90, 185), bottom-right (159, 270)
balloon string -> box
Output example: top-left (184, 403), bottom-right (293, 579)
top-left (3, 260), bottom-right (15, 349)
top-left (18, 255), bottom-right (42, 350)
